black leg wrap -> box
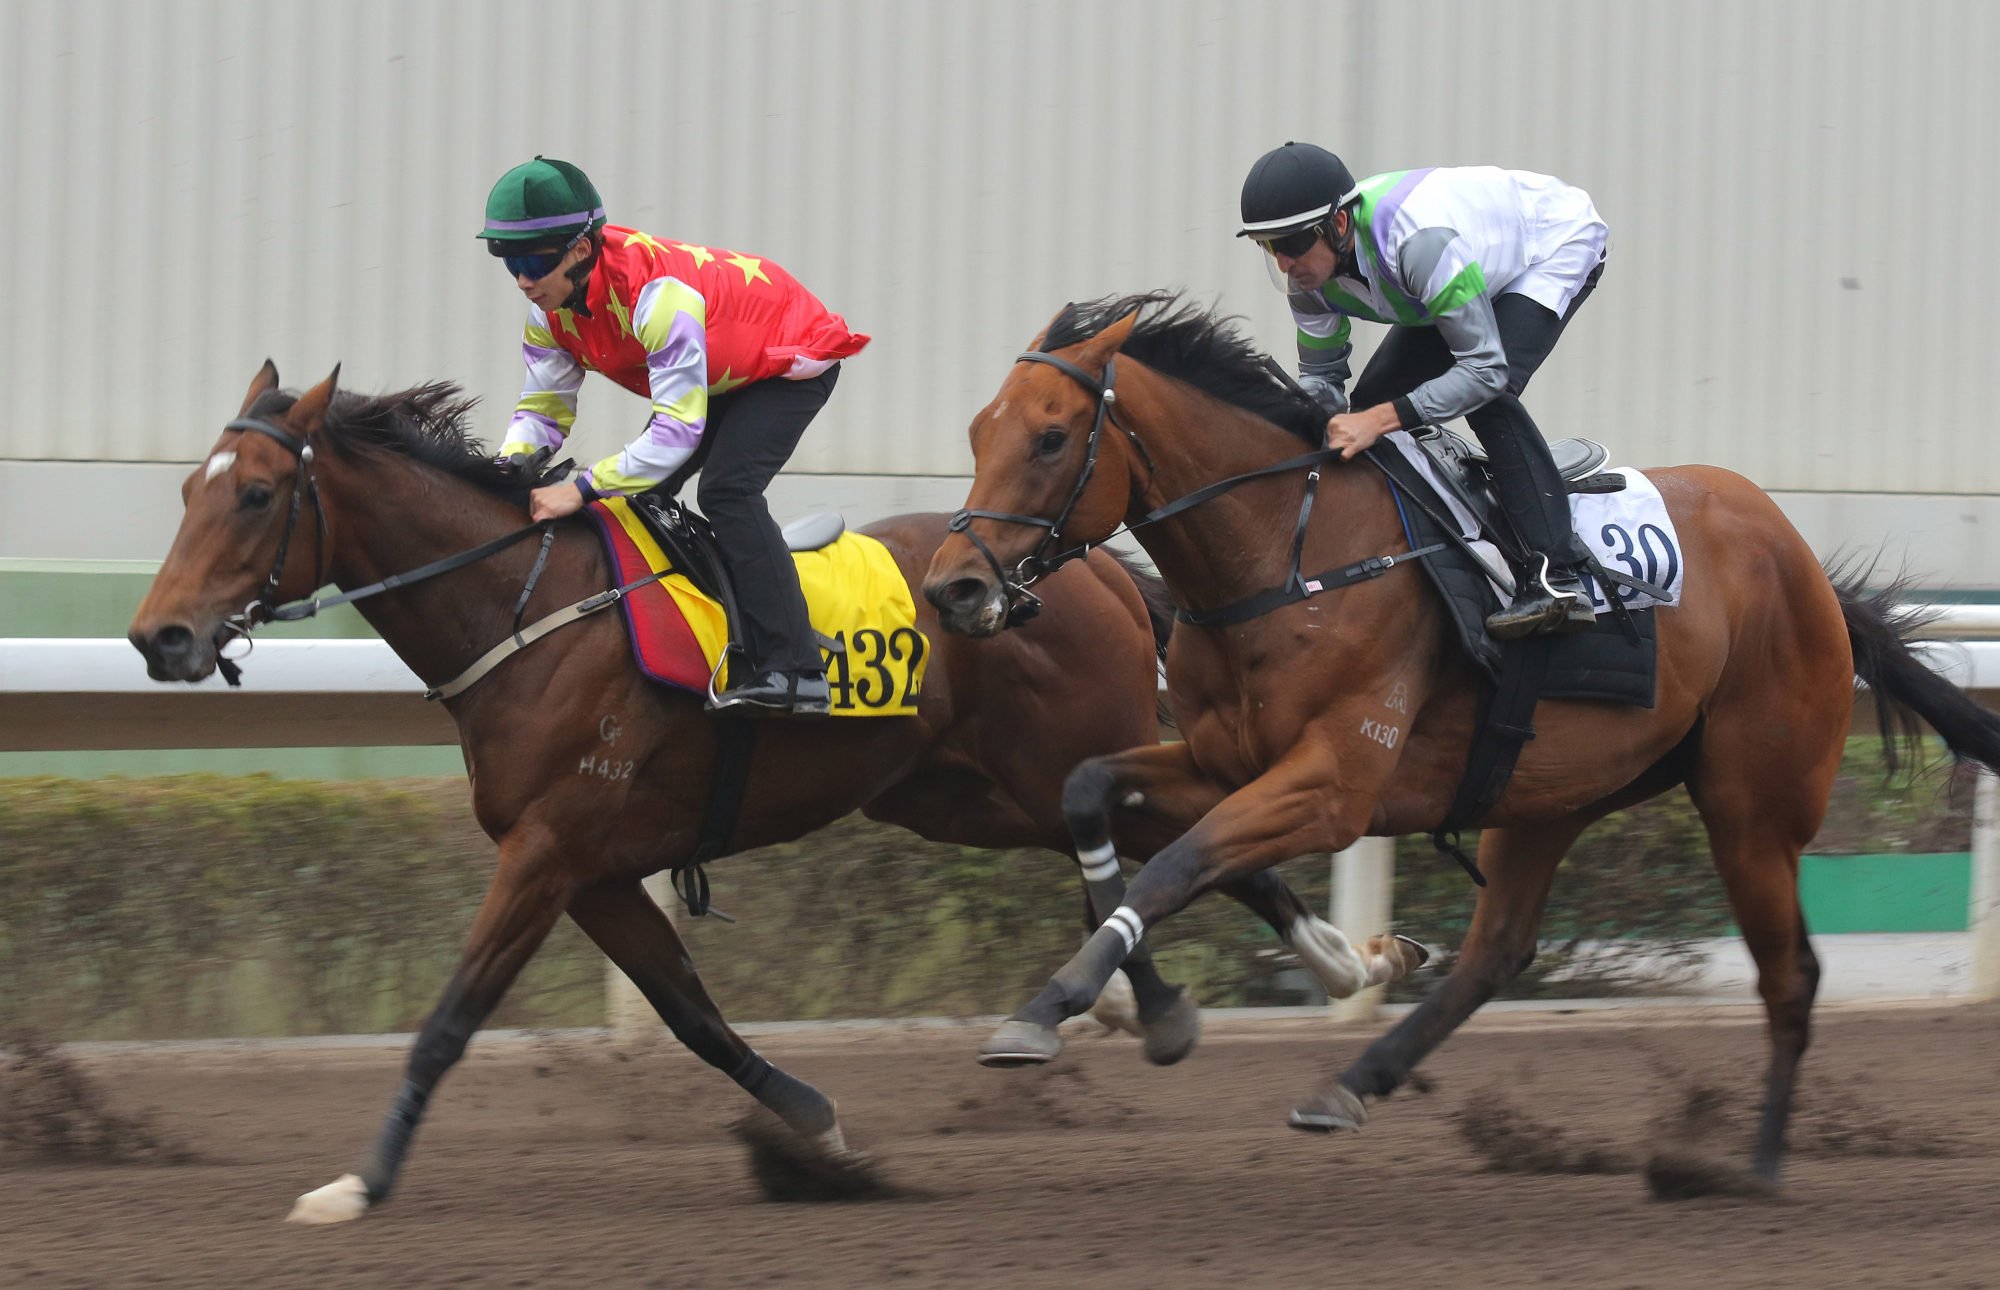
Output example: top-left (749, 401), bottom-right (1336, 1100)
top-left (732, 1050), bottom-right (835, 1138)
top-left (359, 1080), bottom-right (431, 1202)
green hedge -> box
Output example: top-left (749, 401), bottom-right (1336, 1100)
top-left (0, 741), bottom-right (1973, 1040)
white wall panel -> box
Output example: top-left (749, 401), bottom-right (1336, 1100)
top-left (1, 0), bottom-right (1994, 494)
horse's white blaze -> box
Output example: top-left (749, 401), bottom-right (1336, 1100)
top-left (1088, 967), bottom-right (1145, 1037)
top-left (285, 1172), bottom-right (370, 1225)
top-left (204, 451), bottom-right (237, 483)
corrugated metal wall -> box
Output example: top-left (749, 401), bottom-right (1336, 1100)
top-left (2, 0), bottom-right (1994, 492)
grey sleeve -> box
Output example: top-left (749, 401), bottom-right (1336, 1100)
top-left (1289, 290), bottom-right (1352, 415)
top-left (1404, 293), bottom-right (1510, 425)
top-left (1396, 226), bottom-right (1510, 426)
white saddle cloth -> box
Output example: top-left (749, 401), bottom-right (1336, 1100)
top-left (1384, 430), bottom-right (1684, 616)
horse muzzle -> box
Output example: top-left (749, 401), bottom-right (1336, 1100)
top-left (922, 568), bottom-right (1010, 638)
top-left (128, 621), bottom-right (221, 683)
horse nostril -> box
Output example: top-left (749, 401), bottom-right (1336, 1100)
top-left (942, 577), bottom-right (991, 612)
top-left (154, 625), bottom-right (196, 655)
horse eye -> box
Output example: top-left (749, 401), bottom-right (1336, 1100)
top-left (239, 485), bottom-right (274, 512)
top-left (1036, 429), bottom-right (1068, 457)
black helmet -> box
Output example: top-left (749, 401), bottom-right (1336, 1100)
top-left (1237, 142), bottom-right (1357, 239)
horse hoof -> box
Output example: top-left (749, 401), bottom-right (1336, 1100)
top-left (1088, 969), bottom-right (1146, 1038)
top-left (1393, 933), bottom-right (1433, 970)
top-left (285, 1173), bottom-right (371, 1225)
top-left (978, 1019), bottom-right (1063, 1067)
top-left (1140, 988), bottom-right (1201, 1066)
top-left (1288, 1083), bottom-right (1368, 1133)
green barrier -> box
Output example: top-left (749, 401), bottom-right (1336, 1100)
top-left (1797, 853), bottom-right (1972, 933)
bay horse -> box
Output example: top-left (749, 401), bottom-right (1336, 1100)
top-left (127, 362), bottom-right (1413, 1224)
top-left (922, 293), bottom-right (2000, 1184)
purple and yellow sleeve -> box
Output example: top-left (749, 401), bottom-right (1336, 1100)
top-left (499, 307), bottom-right (583, 458)
top-left (583, 276), bottom-right (712, 496)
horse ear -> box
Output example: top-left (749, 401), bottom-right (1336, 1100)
top-left (238, 359), bottom-right (281, 416)
top-left (1077, 308), bottom-right (1141, 369)
top-left (1024, 302), bottom-right (1073, 354)
top-left (289, 364), bottom-right (342, 433)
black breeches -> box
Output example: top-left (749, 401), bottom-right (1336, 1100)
top-left (1348, 268), bottom-right (1601, 565)
top-left (662, 365), bottom-right (839, 675)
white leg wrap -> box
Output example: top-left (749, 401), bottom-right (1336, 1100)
top-left (1076, 842), bottom-right (1120, 883)
top-left (1088, 968), bottom-right (1145, 1037)
top-left (1285, 916), bottom-right (1371, 999)
top-left (1103, 907), bottom-right (1144, 954)
top-left (285, 1173), bottom-right (371, 1225)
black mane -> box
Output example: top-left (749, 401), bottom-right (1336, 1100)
top-left (248, 382), bottom-right (548, 502)
top-left (1040, 291), bottom-right (1325, 443)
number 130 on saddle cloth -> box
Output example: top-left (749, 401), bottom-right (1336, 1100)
top-left (590, 497), bottom-right (930, 714)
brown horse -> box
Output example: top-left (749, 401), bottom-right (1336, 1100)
top-left (127, 362), bottom-right (1403, 1224)
top-left (923, 294), bottom-right (2000, 1184)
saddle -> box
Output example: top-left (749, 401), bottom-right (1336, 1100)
top-left (626, 491), bottom-right (846, 687)
top-left (1406, 425), bottom-right (1623, 591)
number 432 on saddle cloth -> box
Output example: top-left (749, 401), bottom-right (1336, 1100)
top-left (589, 497), bottom-right (929, 714)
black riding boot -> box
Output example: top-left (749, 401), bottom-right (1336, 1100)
top-left (1467, 395), bottom-right (1597, 639)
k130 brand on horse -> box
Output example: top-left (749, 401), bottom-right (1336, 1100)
top-left (125, 359), bottom-right (1421, 1223)
top-left (923, 290), bottom-right (2000, 1186)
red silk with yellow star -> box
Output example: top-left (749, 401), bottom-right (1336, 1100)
top-left (547, 226), bottom-right (868, 398)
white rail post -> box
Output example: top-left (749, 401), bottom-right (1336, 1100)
top-left (607, 873), bottom-right (681, 1040)
top-left (1331, 836), bottom-right (1397, 1022)
top-left (1972, 770), bottom-right (2000, 1002)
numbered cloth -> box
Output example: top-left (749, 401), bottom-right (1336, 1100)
top-left (588, 497), bottom-right (929, 715)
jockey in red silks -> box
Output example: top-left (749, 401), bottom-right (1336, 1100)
top-left (481, 156), bottom-right (868, 716)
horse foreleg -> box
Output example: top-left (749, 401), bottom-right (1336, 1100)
top-left (986, 748), bottom-right (1414, 1066)
top-left (566, 877), bottom-right (853, 1156)
top-left (1295, 818), bottom-right (1584, 1131)
top-left (287, 829), bottom-right (574, 1224)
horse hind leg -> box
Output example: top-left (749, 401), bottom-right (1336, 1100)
top-left (1301, 817), bottom-right (1584, 1130)
top-left (564, 878), bottom-right (854, 1158)
top-left (1686, 766), bottom-right (1828, 1184)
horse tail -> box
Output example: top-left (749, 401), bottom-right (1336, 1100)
top-left (1831, 560), bottom-right (2000, 774)
top-left (1108, 551), bottom-right (1177, 727)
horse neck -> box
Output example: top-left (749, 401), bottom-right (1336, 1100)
top-left (1119, 366), bottom-right (1404, 617)
top-left (312, 448), bottom-right (564, 687)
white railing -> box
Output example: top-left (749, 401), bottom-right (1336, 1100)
top-left (4, 628), bottom-right (1997, 1010)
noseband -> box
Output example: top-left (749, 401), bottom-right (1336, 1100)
top-left (946, 351), bottom-right (1153, 626)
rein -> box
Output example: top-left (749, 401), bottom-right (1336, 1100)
top-left (948, 355), bottom-right (1441, 631)
top-left (215, 415), bottom-right (661, 697)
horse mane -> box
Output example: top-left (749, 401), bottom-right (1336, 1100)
top-left (247, 382), bottom-right (551, 503)
top-left (1040, 291), bottom-right (1326, 445)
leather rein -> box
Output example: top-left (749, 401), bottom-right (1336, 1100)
top-left (945, 353), bottom-right (1443, 631)
top-left (212, 416), bottom-right (661, 696)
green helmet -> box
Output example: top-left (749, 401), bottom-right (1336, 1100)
top-left (478, 156), bottom-right (607, 244)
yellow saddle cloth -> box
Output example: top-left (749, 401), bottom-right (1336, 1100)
top-left (591, 497), bottom-right (929, 716)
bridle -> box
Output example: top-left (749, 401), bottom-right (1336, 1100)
top-left (945, 350), bottom-right (1154, 626)
top-left (208, 414), bottom-right (559, 688)
top-left (945, 348), bottom-right (1453, 632)
top-left (213, 416), bottom-right (329, 682)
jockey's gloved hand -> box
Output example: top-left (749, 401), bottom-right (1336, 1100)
top-left (495, 444), bottom-right (555, 476)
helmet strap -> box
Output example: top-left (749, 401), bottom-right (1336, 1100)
top-left (561, 229), bottom-right (604, 318)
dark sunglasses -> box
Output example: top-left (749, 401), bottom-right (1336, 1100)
top-left (498, 227), bottom-right (590, 281)
top-left (1257, 226), bottom-right (1324, 259)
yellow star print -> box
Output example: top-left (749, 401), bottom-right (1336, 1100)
top-left (553, 309), bottom-right (581, 339)
top-left (710, 368), bottom-right (749, 395)
top-left (674, 242), bottom-right (716, 268)
top-left (623, 231), bottom-right (668, 262)
top-left (605, 283), bottom-right (633, 337)
top-left (724, 252), bottom-right (771, 286)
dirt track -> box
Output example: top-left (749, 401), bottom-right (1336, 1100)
top-left (4, 1004), bottom-right (1997, 1289)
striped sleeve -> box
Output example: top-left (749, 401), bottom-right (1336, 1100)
top-left (1290, 292), bottom-right (1353, 415)
top-left (1394, 228), bottom-right (1507, 426)
top-left (500, 306), bottom-right (583, 457)
top-left (583, 276), bottom-right (711, 496)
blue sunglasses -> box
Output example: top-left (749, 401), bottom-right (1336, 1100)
top-left (496, 227), bottom-right (590, 281)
